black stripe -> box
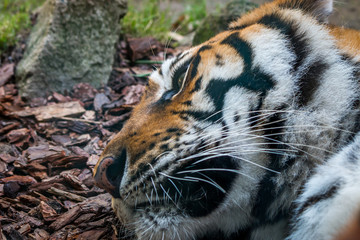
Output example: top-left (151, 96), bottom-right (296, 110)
top-left (172, 33), bottom-right (275, 123)
top-left (169, 51), bottom-right (189, 72)
top-left (197, 227), bottom-right (251, 240)
top-left (182, 101), bottom-right (192, 106)
top-left (297, 60), bottom-right (328, 106)
top-left (220, 32), bottom-right (274, 93)
top-left (229, 25), bottom-right (249, 31)
top-left (203, 32), bottom-right (274, 119)
top-left (258, 13), bottom-right (308, 72)
top-left (296, 181), bottom-right (341, 216)
top-left (251, 106), bottom-right (290, 224)
top-left (166, 128), bottom-right (180, 133)
top-left (231, 13), bottom-right (310, 74)
top-left (189, 45), bottom-right (212, 79)
top-left (248, 97), bottom-right (265, 128)
top-left (220, 32), bottom-right (252, 67)
top-left (258, 13), bottom-right (329, 107)
top-left (190, 76), bottom-right (203, 93)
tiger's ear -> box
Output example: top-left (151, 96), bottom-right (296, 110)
top-left (277, 0), bottom-right (333, 22)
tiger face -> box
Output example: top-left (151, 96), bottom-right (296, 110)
top-left (96, 37), bottom-right (269, 235)
top-left (94, 0), bottom-right (360, 239)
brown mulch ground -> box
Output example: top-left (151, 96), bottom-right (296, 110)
top-left (0, 35), bottom-right (183, 240)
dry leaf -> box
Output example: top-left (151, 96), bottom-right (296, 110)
top-left (13, 101), bottom-right (85, 121)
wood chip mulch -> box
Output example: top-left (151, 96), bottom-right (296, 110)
top-left (0, 36), bottom-right (183, 240)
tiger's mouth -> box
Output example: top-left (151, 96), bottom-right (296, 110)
top-left (121, 155), bottom-right (239, 218)
top-left (173, 155), bottom-right (239, 217)
top-left (95, 134), bottom-right (240, 218)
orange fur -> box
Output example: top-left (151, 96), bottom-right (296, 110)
top-left (329, 25), bottom-right (360, 59)
top-left (335, 210), bottom-right (360, 240)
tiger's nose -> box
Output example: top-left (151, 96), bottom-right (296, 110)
top-left (93, 150), bottom-right (127, 198)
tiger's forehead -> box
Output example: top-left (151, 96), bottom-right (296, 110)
top-left (149, 24), bottom-right (275, 94)
top-left (149, 31), bottom-right (247, 90)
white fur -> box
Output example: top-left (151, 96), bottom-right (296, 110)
top-left (206, 50), bottom-right (245, 81)
top-left (242, 25), bottom-right (297, 109)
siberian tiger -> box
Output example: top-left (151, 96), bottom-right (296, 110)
top-left (94, 0), bottom-right (360, 239)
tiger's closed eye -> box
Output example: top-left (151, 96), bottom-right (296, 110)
top-left (171, 63), bottom-right (191, 92)
top-left (160, 71), bottom-right (187, 102)
top-left (177, 72), bottom-right (187, 89)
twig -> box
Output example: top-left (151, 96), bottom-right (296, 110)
top-left (47, 187), bottom-right (86, 202)
top-left (134, 60), bottom-right (163, 64)
top-left (54, 116), bottom-right (102, 125)
top-left (132, 73), bottom-right (151, 78)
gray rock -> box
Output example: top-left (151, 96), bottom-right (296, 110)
top-left (16, 0), bottom-right (127, 98)
top-left (193, 0), bottom-right (257, 45)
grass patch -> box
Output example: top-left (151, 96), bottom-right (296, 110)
top-left (121, 0), bottom-right (208, 42)
top-left (0, 0), bottom-right (45, 54)
top-left (121, 0), bottom-right (172, 42)
top-left (180, 0), bottom-right (207, 32)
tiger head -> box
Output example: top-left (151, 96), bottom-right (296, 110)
top-left (93, 0), bottom-right (355, 239)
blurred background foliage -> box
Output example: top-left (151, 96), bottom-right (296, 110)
top-left (1, 0), bottom-right (359, 55)
top-left (121, 0), bottom-right (208, 41)
top-left (0, 0), bottom-right (46, 54)
top-left (0, 0), bottom-right (225, 54)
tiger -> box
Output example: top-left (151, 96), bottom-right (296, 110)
top-left (93, 0), bottom-right (360, 239)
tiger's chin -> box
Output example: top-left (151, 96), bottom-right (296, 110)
top-left (112, 195), bottom-right (252, 240)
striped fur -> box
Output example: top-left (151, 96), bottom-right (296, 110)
top-left (287, 133), bottom-right (360, 240)
top-left (94, 0), bottom-right (360, 239)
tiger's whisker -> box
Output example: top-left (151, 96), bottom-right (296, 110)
top-left (178, 168), bottom-right (256, 180)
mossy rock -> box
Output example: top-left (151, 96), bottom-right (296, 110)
top-left (16, 0), bottom-right (127, 98)
top-left (193, 0), bottom-right (257, 45)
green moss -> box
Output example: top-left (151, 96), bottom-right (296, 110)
top-left (0, 0), bottom-right (46, 54)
